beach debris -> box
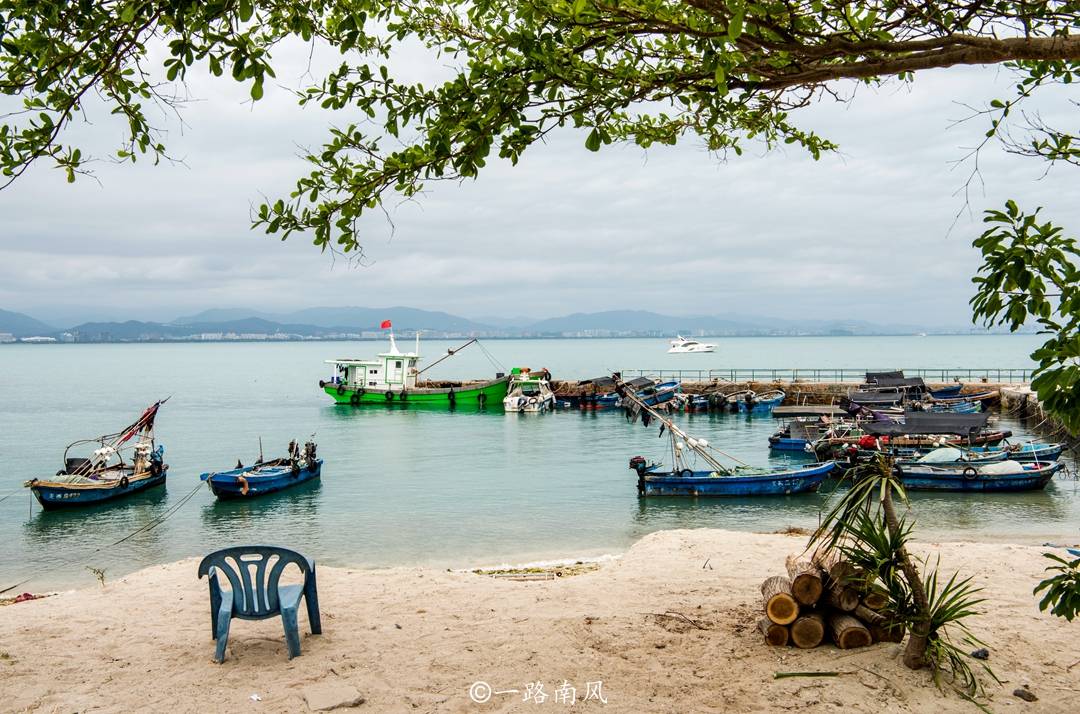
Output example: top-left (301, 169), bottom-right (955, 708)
top-left (0, 592), bottom-right (50, 606)
top-left (970, 648), bottom-right (990, 660)
top-left (249, 694), bottom-right (262, 702)
top-left (1012, 686), bottom-right (1038, 702)
top-left (773, 671), bottom-right (843, 679)
top-left (302, 681), bottom-right (365, 711)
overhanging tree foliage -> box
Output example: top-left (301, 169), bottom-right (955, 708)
top-left (2, 2), bottom-right (1078, 426)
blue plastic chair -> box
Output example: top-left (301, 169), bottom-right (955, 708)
top-left (197, 545), bottom-right (322, 663)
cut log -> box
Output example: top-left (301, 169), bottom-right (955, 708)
top-left (761, 575), bottom-right (799, 625)
top-left (759, 617), bottom-right (789, 646)
top-left (854, 604), bottom-right (887, 626)
top-left (828, 614), bottom-right (872, 649)
top-left (784, 554), bottom-right (824, 605)
top-left (824, 585), bottom-right (859, 612)
top-left (862, 589), bottom-right (889, 610)
top-left (789, 612), bottom-right (825, 649)
top-left (868, 620), bottom-right (906, 643)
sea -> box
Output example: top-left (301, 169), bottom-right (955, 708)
top-left (1, 334), bottom-right (1076, 591)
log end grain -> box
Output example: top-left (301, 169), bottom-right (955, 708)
top-left (759, 617), bottom-right (789, 646)
top-left (790, 612), bottom-right (825, 649)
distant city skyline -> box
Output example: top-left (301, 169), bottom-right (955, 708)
top-left (2, 41), bottom-right (1078, 327)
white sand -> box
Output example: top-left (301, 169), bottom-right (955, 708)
top-left (1, 529), bottom-right (1077, 712)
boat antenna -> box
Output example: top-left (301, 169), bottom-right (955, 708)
top-left (415, 338), bottom-right (479, 376)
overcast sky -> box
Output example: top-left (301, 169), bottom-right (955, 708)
top-left (1, 39), bottom-right (1078, 328)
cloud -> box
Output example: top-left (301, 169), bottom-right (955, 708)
top-left (0, 42), bottom-right (1077, 327)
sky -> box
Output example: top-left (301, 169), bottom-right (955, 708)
top-left (1, 37), bottom-right (1078, 328)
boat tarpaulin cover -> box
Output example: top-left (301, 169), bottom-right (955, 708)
top-left (863, 411), bottom-right (991, 436)
top-left (626, 377), bottom-right (655, 389)
top-left (868, 377), bottom-right (927, 389)
top-left (866, 370), bottom-right (904, 383)
top-left (579, 376), bottom-right (616, 388)
top-left (848, 390), bottom-right (905, 405)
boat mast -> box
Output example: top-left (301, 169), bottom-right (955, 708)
top-left (614, 375), bottom-right (733, 474)
top-left (415, 338), bottom-right (479, 376)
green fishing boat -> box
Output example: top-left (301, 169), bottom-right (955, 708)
top-left (320, 332), bottom-right (509, 407)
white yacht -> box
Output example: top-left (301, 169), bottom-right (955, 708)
top-left (667, 336), bottom-right (717, 354)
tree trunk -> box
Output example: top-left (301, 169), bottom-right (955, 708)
top-left (759, 617), bottom-right (789, 646)
top-left (824, 584), bottom-right (859, 611)
top-left (761, 575), bottom-right (799, 625)
top-left (790, 612), bottom-right (825, 649)
top-left (882, 484), bottom-right (931, 669)
top-left (868, 620), bottom-right (907, 644)
top-left (854, 604), bottom-right (886, 626)
top-left (785, 554), bottom-right (824, 605)
top-left (828, 613), bottom-right (872, 649)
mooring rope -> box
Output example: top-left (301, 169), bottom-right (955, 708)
top-left (0, 487), bottom-right (23, 505)
top-left (0, 480), bottom-right (207, 595)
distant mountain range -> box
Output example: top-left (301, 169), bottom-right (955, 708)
top-left (0, 305), bottom-right (1011, 342)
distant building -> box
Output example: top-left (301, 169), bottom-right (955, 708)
top-left (0, 333), bottom-right (14, 343)
top-left (20, 336), bottom-right (57, 343)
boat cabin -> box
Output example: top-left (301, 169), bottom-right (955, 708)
top-left (326, 334), bottom-right (421, 392)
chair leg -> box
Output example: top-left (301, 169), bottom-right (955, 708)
top-left (281, 605), bottom-right (302, 659)
top-left (214, 608), bottom-right (232, 663)
top-left (304, 582), bottom-right (322, 635)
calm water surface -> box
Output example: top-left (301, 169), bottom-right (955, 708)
top-left (0, 336), bottom-right (1074, 591)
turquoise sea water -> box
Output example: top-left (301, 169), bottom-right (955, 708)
top-left (0, 335), bottom-right (1074, 591)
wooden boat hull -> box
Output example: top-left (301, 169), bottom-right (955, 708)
top-left (29, 470), bottom-right (168, 510)
top-left (896, 461), bottom-right (1062, 492)
top-left (203, 460), bottom-right (323, 499)
top-left (323, 378), bottom-right (509, 407)
top-left (929, 385), bottom-right (964, 398)
top-left (640, 462), bottom-right (835, 497)
top-left (969, 444), bottom-right (1065, 462)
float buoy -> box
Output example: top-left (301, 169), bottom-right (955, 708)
top-left (962, 466), bottom-right (978, 480)
top-left (385, 391), bottom-right (394, 401)
top-left (119, 476), bottom-right (130, 489)
top-left (238, 475), bottom-right (250, 495)
top-left (336, 385), bottom-right (346, 396)
top-left (350, 392), bottom-right (362, 406)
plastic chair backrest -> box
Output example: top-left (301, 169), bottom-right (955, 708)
top-left (197, 545), bottom-right (311, 618)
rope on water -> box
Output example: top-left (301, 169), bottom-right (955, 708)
top-left (0, 487), bottom-right (23, 505)
top-left (0, 480), bottom-right (207, 595)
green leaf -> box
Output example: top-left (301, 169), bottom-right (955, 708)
top-left (585, 128), bottom-right (601, 152)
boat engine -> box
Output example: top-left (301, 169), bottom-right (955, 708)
top-left (629, 455), bottom-right (647, 473)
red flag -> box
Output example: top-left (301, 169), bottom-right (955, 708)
top-left (380, 320), bottom-right (392, 329)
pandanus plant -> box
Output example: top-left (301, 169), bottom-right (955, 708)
top-left (810, 453), bottom-right (995, 694)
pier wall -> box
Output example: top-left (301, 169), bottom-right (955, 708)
top-left (551, 381), bottom-right (1020, 406)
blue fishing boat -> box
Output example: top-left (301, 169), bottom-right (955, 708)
top-left (202, 441), bottom-right (321, 499)
top-left (737, 389), bottom-right (786, 413)
top-left (929, 384), bottom-right (964, 399)
top-left (969, 442), bottom-right (1065, 462)
top-left (895, 460), bottom-right (1062, 492)
top-left (631, 459), bottom-right (835, 497)
top-left (639, 380), bottom-right (681, 406)
top-left (25, 401), bottom-right (168, 510)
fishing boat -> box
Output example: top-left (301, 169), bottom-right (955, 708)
top-left (321, 331), bottom-right (508, 407)
top-left (503, 367), bottom-right (556, 413)
top-left (811, 411), bottom-right (1013, 460)
top-left (736, 389), bottom-right (786, 413)
top-left (894, 446), bottom-right (1007, 468)
top-left (969, 442), bottom-right (1065, 463)
top-left (667, 336), bottom-right (717, 353)
top-left (895, 460), bottom-right (1063, 492)
top-left (201, 440), bottom-right (321, 499)
top-left (639, 380), bottom-right (681, 406)
top-left (769, 416), bottom-right (832, 451)
top-left (631, 458), bottom-right (836, 497)
top-left (25, 401), bottom-right (168, 510)
top-left (615, 375), bottom-right (835, 497)
top-left (929, 384), bottom-right (964, 399)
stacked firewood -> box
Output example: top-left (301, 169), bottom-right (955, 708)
top-left (758, 551), bottom-right (905, 649)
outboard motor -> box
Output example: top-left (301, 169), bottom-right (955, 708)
top-left (629, 455), bottom-right (648, 496)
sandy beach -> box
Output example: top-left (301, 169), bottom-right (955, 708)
top-left (1, 529), bottom-right (1077, 713)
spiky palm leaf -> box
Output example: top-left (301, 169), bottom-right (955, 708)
top-left (922, 564), bottom-right (1000, 696)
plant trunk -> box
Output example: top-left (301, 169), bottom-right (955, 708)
top-left (882, 484), bottom-right (931, 669)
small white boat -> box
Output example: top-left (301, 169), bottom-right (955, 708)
top-left (503, 368), bottom-right (556, 413)
top-left (667, 336), bottom-right (717, 354)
